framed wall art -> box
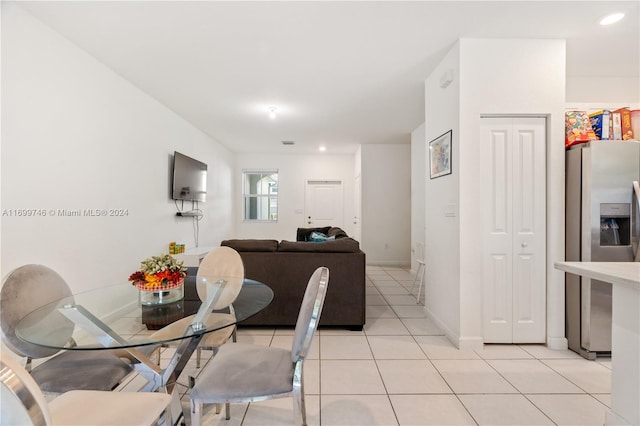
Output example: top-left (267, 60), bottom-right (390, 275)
top-left (429, 130), bottom-right (452, 179)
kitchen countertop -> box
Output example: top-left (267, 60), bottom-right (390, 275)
top-left (555, 260), bottom-right (640, 426)
top-left (554, 261), bottom-right (640, 289)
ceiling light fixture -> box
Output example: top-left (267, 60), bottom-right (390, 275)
top-left (600, 12), bottom-right (624, 25)
top-left (319, 146), bottom-right (326, 152)
top-left (268, 106), bottom-right (278, 119)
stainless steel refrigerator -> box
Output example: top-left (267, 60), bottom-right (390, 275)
top-left (565, 140), bottom-right (640, 360)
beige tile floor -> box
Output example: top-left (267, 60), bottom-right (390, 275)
top-left (161, 266), bottom-right (612, 425)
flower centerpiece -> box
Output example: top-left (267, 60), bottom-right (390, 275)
top-left (129, 254), bottom-right (187, 305)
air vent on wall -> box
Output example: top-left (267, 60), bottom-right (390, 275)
top-left (281, 141), bottom-right (295, 146)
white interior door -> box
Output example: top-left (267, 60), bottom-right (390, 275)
top-left (481, 117), bottom-right (546, 343)
top-left (305, 180), bottom-right (344, 228)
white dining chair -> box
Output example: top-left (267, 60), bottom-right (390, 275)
top-left (144, 246), bottom-right (245, 367)
top-left (1, 350), bottom-right (172, 426)
top-left (0, 264), bottom-right (134, 394)
top-left (189, 266), bottom-right (329, 426)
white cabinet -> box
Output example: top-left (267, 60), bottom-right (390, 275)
top-left (481, 117), bottom-right (547, 343)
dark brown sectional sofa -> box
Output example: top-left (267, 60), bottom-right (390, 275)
top-left (221, 227), bottom-right (366, 330)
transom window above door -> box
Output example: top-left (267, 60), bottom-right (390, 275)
top-left (243, 170), bottom-right (278, 222)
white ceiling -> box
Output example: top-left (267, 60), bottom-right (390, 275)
top-left (16, 1), bottom-right (639, 154)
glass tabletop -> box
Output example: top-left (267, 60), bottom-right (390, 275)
top-left (15, 279), bottom-right (273, 350)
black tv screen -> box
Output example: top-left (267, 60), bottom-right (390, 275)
top-left (172, 151), bottom-right (207, 202)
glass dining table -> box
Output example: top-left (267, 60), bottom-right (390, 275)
top-left (15, 278), bottom-right (273, 424)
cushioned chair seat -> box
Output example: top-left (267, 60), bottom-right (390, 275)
top-left (31, 350), bottom-right (132, 393)
top-left (191, 343), bottom-right (293, 400)
top-left (48, 390), bottom-right (171, 426)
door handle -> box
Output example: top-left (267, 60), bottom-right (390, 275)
top-left (521, 242), bottom-right (528, 248)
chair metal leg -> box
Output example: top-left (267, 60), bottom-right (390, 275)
top-left (190, 400), bottom-right (202, 426)
top-left (410, 260), bottom-right (426, 304)
top-left (292, 389), bottom-right (307, 426)
top-left (196, 347), bottom-right (201, 368)
top-left (292, 361), bottom-right (306, 425)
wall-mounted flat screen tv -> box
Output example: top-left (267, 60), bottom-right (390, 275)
top-left (172, 151), bottom-right (207, 202)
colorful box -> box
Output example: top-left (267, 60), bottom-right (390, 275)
top-left (588, 110), bottom-right (611, 140)
top-left (565, 111), bottom-right (596, 148)
top-left (612, 108), bottom-right (634, 140)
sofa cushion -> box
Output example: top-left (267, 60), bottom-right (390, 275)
top-left (278, 238), bottom-right (360, 253)
top-left (296, 227), bottom-right (332, 242)
top-left (221, 239), bottom-right (278, 252)
top-left (327, 227), bottom-right (349, 239)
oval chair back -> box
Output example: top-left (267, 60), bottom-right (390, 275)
top-left (292, 266), bottom-right (329, 362)
top-left (195, 247), bottom-right (244, 309)
top-left (1, 265), bottom-right (74, 359)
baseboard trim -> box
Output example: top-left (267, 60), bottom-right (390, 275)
top-left (423, 308), bottom-right (484, 349)
top-left (546, 336), bottom-right (569, 351)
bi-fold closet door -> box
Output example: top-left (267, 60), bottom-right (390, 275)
top-left (481, 117), bottom-right (546, 343)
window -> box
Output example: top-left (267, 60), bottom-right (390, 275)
top-left (243, 170), bottom-right (278, 221)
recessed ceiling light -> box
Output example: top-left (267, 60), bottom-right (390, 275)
top-left (282, 141), bottom-right (295, 146)
top-left (600, 12), bottom-right (624, 25)
top-left (268, 106), bottom-right (278, 119)
top-left (319, 146), bottom-right (326, 152)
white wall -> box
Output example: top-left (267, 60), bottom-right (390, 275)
top-left (410, 124), bottom-right (425, 273)
top-left (423, 39), bottom-right (567, 349)
top-left (234, 153), bottom-right (356, 241)
top-left (1, 4), bottom-right (235, 292)
top-left (567, 76), bottom-right (640, 105)
top-left (423, 44), bottom-right (461, 342)
top-left (360, 144), bottom-right (411, 266)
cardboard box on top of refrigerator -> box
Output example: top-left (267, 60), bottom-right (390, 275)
top-left (611, 107), bottom-right (634, 140)
top-left (588, 110), bottom-right (611, 140)
top-left (565, 111), bottom-right (596, 148)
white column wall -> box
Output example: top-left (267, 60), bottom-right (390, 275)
top-left (424, 43), bottom-right (462, 343)
top-left (423, 39), bottom-right (566, 349)
top-left (457, 38), bottom-right (566, 349)
top-left (1, 4), bottom-right (235, 291)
